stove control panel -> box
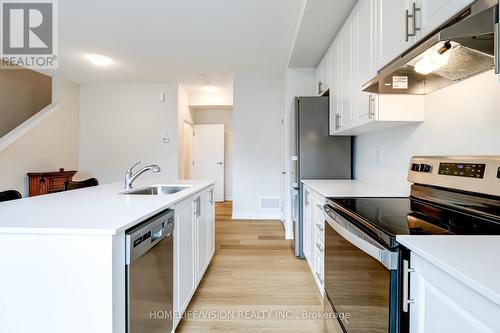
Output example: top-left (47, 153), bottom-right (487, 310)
top-left (408, 156), bottom-right (500, 197)
top-left (438, 162), bottom-right (485, 178)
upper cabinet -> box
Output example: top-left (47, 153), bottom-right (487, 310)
top-left (354, 0), bottom-right (378, 126)
top-left (377, 0), bottom-right (475, 70)
top-left (376, 0), bottom-right (417, 70)
top-left (316, 52), bottom-right (330, 96)
top-left (418, 0), bottom-right (475, 39)
top-left (320, 0), bottom-right (476, 136)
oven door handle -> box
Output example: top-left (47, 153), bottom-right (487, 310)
top-left (325, 207), bottom-right (398, 270)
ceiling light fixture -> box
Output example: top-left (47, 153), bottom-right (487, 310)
top-left (202, 84), bottom-right (219, 93)
top-left (85, 54), bottom-right (113, 67)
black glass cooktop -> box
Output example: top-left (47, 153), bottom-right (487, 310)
top-left (328, 196), bottom-right (500, 248)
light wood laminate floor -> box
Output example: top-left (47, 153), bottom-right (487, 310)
top-left (176, 202), bottom-right (324, 333)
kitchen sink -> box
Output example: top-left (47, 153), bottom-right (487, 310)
top-left (121, 185), bottom-right (192, 195)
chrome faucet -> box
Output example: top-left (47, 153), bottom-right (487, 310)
top-left (124, 161), bottom-right (161, 189)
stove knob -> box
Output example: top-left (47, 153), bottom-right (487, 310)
top-left (420, 164), bottom-right (432, 173)
top-left (411, 163), bottom-right (420, 172)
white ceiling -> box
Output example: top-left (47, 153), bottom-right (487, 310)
top-left (56, 0), bottom-right (304, 92)
top-left (288, 0), bottom-right (357, 68)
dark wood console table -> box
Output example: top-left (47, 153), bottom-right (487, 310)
top-left (27, 169), bottom-right (77, 197)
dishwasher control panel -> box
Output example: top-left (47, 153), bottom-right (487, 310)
top-left (125, 209), bottom-right (174, 264)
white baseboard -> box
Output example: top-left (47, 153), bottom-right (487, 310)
top-left (232, 211), bottom-right (281, 220)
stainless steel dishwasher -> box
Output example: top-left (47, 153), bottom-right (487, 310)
top-left (125, 209), bottom-right (174, 333)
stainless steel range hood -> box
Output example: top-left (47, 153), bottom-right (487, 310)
top-left (364, 0), bottom-right (499, 95)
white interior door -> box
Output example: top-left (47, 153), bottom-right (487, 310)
top-left (191, 124), bottom-right (225, 201)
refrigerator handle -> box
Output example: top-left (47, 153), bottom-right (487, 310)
top-left (291, 156), bottom-right (298, 187)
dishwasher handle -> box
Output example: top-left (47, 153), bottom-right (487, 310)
top-left (125, 210), bottom-right (174, 264)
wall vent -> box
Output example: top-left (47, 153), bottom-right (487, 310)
top-left (260, 197), bottom-right (280, 210)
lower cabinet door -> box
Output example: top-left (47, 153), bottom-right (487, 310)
top-left (174, 198), bottom-right (196, 321)
top-left (196, 193), bottom-right (207, 279)
top-left (410, 253), bottom-right (500, 333)
top-left (205, 188), bottom-right (215, 261)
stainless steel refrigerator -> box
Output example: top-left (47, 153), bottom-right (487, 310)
top-left (292, 96), bottom-right (352, 258)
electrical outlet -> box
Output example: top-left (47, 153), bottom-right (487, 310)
top-left (376, 150), bottom-right (382, 166)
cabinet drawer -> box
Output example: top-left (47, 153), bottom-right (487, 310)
top-left (48, 177), bottom-right (68, 192)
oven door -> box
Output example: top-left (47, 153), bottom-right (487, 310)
top-left (324, 205), bottom-right (399, 333)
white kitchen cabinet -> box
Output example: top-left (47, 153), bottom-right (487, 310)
top-left (302, 184), bottom-right (325, 296)
top-left (205, 188), bottom-right (215, 261)
top-left (311, 191), bottom-right (325, 296)
top-left (417, 0), bottom-right (474, 40)
top-left (173, 186), bottom-right (216, 331)
top-left (195, 194), bottom-right (207, 278)
top-left (376, 0), bottom-right (417, 70)
top-left (316, 52), bottom-right (330, 96)
top-left (338, 17), bottom-right (355, 132)
top-left (354, 0), bottom-right (378, 126)
top-left (329, 40), bottom-right (340, 135)
top-left (335, 94), bottom-right (424, 135)
top-left (330, 17), bottom-right (356, 134)
top-left (174, 196), bottom-right (196, 322)
top-left (302, 186), bottom-right (313, 262)
top-left (376, 0), bottom-right (474, 71)
top-left (408, 252), bottom-right (500, 333)
top-left (195, 187), bottom-right (216, 280)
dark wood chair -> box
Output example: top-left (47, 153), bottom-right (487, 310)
top-left (0, 190), bottom-right (22, 202)
top-left (62, 178), bottom-right (99, 191)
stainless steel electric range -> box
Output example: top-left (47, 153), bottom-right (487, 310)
top-left (323, 156), bottom-right (500, 333)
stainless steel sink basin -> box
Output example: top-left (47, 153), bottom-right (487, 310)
top-left (121, 185), bottom-right (192, 195)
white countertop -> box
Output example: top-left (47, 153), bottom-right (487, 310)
top-left (0, 179), bottom-right (214, 235)
top-left (301, 179), bottom-right (408, 198)
top-left (397, 235), bottom-right (500, 306)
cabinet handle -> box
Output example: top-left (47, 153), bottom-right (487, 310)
top-left (402, 259), bottom-right (415, 312)
top-left (315, 272), bottom-right (324, 285)
top-left (368, 95), bottom-right (376, 119)
top-left (316, 223), bottom-right (324, 232)
top-left (406, 2), bottom-right (420, 41)
top-left (335, 113), bottom-right (342, 130)
top-left (315, 242), bottom-right (324, 253)
top-left (209, 189), bottom-right (214, 205)
top-left (318, 81), bottom-right (323, 95)
top-left (495, 23), bottom-right (500, 74)
top-left (196, 197), bottom-right (201, 217)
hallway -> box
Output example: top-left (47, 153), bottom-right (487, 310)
top-left (176, 202), bottom-right (324, 332)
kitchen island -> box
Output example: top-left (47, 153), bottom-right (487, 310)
top-left (0, 179), bottom-right (215, 333)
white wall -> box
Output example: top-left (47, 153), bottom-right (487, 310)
top-left (192, 108), bottom-right (234, 200)
top-left (354, 71), bottom-right (500, 192)
top-left (79, 84), bottom-right (179, 184)
top-left (284, 68), bottom-right (316, 238)
top-left (232, 71), bottom-right (284, 219)
top-left (178, 85), bottom-right (193, 179)
top-left (0, 80), bottom-right (79, 197)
